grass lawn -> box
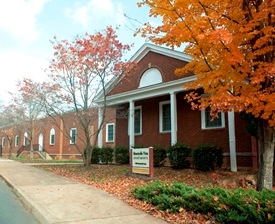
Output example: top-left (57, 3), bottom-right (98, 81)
top-left (35, 163), bottom-right (258, 223)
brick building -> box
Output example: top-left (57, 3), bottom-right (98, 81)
top-left (0, 43), bottom-right (257, 170)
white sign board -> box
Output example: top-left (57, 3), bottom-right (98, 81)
top-left (132, 148), bottom-right (149, 168)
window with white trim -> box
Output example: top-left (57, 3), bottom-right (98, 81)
top-left (15, 135), bottom-right (19, 147)
top-left (23, 132), bottom-right (28, 146)
top-left (2, 137), bottom-right (5, 147)
top-left (159, 101), bottom-right (171, 132)
top-left (201, 108), bottom-right (225, 129)
top-left (106, 123), bottom-right (114, 142)
top-left (50, 128), bottom-right (55, 145)
top-left (70, 128), bottom-right (77, 144)
top-left (134, 107), bottom-right (142, 134)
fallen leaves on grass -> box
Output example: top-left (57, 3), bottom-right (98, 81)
top-left (38, 164), bottom-right (256, 224)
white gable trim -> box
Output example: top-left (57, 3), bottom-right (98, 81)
top-left (96, 75), bottom-right (196, 105)
top-left (130, 43), bottom-right (192, 63)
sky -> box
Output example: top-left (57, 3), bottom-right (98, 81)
top-left (0, 0), bottom-right (158, 104)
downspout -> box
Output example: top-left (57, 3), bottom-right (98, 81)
top-left (228, 111), bottom-right (237, 172)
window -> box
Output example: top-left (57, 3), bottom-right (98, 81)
top-left (15, 135), bottom-right (19, 147)
top-left (50, 128), bottom-right (55, 145)
top-left (2, 137), bottom-right (5, 147)
top-left (70, 128), bottom-right (77, 144)
top-left (139, 68), bottom-right (162, 88)
top-left (106, 123), bottom-right (114, 142)
top-left (159, 101), bottom-right (171, 132)
top-left (201, 108), bottom-right (225, 129)
top-left (24, 132), bottom-right (28, 146)
top-left (134, 106), bottom-right (142, 134)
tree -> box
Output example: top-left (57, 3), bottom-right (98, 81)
top-left (0, 107), bottom-right (19, 159)
top-left (8, 78), bottom-right (46, 160)
top-left (137, 0), bottom-right (275, 190)
top-left (43, 26), bottom-right (135, 166)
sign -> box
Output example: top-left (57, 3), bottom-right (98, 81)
top-left (132, 148), bottom-right (149, 167)
top-left (131, 147), bottom-right (154, 178)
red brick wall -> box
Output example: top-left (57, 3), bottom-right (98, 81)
top-left (108, 52), bottom-right (190, 96)
top-left (114, 92), bottom-right (253, 167)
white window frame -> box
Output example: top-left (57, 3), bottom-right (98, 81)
top-left (201, 109), bottom-right (225, 129)
top-left (70, 128), bottom-right (77, 144)
top-left (50, 128), bottom-right (55, 145)
top-left (23, 132), bottom-right (28, 146)
top-left (106, 123), bottom-right (115, 142)
top-left (15, 135), bottom-right (19, 147)
top-left (2, 137), bottom-right (5, 147)
top-left (159, 100), bottom-right (171, 133)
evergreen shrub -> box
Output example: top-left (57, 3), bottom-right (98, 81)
top-left (134, 181), bottom-right (275, 223)
top-left (167, 142), bottom-right (191, 169)
top-left (91, 147), bottom-right (100, 164)
top-left (153, 145), bottom-right (167, 167)
top-left (99, 146), bottom-right (114, 164)
top-left (114, 145), bottom-right (129, 164)
top-left (192, 143), bottom-right (223, 171)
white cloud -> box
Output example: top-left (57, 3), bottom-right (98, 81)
top-left (64, 0), bottom-right (125, 30)
top-left (0, 0), bottom-right (48, 42)
top-left (0, 51), bottom-right (48, 103)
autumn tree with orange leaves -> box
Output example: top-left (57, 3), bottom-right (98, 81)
top-left (137, 0), bottom-right (275, 191)
top-left (43, 26), bottom-right (135, 166)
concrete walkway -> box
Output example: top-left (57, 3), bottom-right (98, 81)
top-left (0, 158), bottom-right (167, 224)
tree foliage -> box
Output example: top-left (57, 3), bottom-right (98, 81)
top-left (138, 0), bottom-right (275, 124)
top-left (137, 0), bottom-right (275, 190)
top-left (43, 26), bottom-right (135, 166)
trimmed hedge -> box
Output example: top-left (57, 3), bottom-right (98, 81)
top-left (115, 145), bottom-right (129, 164)
top-left (192, 143), bottom-right (223, 171)
top-left (153, 145), bottom-right (167, 167)
top-left (167, 142), bottom-right (191, 169)
top-left (99, 146), bottom-right (114, 164)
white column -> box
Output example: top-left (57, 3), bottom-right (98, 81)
top-left (97, 106), bottom-right (103, 148)
top-left (228, 111), bottom-right (237, 172)
top-left (129, 100), bottom-right (135, 149)
top-left (170, 92), bottom-right (177, 145)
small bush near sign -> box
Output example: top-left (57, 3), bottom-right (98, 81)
top-left (167, 142), bottom-right (191, 169)
top-left (153, 145), bottom-right (167, 167)
top-left (192, 143), bottom-right (223, 171)
top-left (115, 145), bottom-right (129, 164)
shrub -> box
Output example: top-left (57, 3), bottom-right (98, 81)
top-left (83, 146), bottom-right (100, 164)
top-left (192, 143), bottom-right (223, 171)
top-left (99, 146), bottom-right (114, 164)
top-left (91, 147), bottom-right (100, 164)
top-left (115, 145), bottom-right (129, 164)
top-left (167, 142), bottom-right (191, 169)
top-left (134, 181), bottom-right (275, 223)
top-left (153, 145), bottom-right (167, 167)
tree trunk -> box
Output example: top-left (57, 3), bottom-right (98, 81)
top-left (84, 145), bottom-right (92, 167)
top-left (257, 120), bottom-right (274, 191)
top-left (30, 139), bottom-right (34, 161)
top-left (8, 143), bottom-right (12, 159)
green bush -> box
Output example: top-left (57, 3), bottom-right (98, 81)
top-left (115, 145), bottom-right (129, 164)
top-left (99, 146), bottom-right (114, 164)
top-left (192, 143), bottom-right (223, 171)
top-left (167, 142), bottom-right (191, 169)
top-left (83, 147), bottom-right (100, 164)
top-left (153, 145), bottom-right (167, 167)
top-left (91, 147), bottom-right (100, 164)
top-left (134, 181), bottom-right (275, 223)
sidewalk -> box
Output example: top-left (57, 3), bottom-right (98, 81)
top-left (0, 158), bottom-right (167, 224)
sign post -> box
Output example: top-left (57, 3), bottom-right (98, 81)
top-left (130, 147), bottom-right (154, 178)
